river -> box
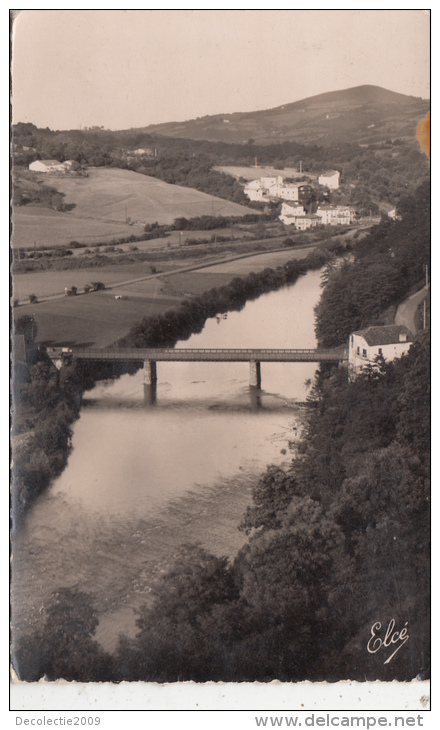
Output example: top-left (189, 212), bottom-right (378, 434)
top-left (11, 268), bottom-right (323, 652)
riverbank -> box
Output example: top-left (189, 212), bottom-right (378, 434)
top-left (12, 268), bottom-right (322, 661)
top-left (14, 244), bottom-right (324, 348)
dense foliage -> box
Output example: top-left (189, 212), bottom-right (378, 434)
top-left (315, 181), bottom-right (430, 347)
top-left (109, 339), bottom-right (429, 683)
top-left (12, 183), bottom-right (429, 683)
top-left (11, 352), bottom-right (94, 522)
top-left (13, 123), bottom-right (429, 211)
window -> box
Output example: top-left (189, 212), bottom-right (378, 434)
top-left (378, 348), bottom-right (383, 355)
top-left (362, 349), bottom-right (367, 358)
top-left (356, 346), bottom-right (360, 355)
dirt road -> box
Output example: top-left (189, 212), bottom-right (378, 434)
top-left (395, 287), bottom-right (428, 333)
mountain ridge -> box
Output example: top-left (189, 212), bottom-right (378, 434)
top-left (141, 85), bottom-right (429, 147)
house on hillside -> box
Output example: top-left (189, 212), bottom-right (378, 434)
top-left (315, 204), bottom-right (355, 226)
top-left (379, 203), bottom-right (402, 221)
top-left (348, 325), bottom-right (414, 377)
top-left (294, 214), bottom-right (320, 231)
top-left (244, 176), bottom-right (280, 201)
top-left (318, 170), bottom-right (340, 189)
top-left (279, 201), bottom-right (305, 225)
top-left (245, 176), bottom-right (312, 203)
top-left (29, 159), bottom-right (66, 173)
top-left (131, 148), bottom-right (154, 156)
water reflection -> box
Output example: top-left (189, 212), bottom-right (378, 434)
top-left (13, 268), bottom-right (325, 651)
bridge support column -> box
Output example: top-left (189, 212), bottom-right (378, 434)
top-left (143, 381), bottom-right (157, 406)
top-left (143, 360), bottom-right (157, 385)
top-left (249, 360), bottom-right (261, 389)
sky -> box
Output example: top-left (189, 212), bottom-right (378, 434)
top-left (11, 9), bottom-right (430, 131)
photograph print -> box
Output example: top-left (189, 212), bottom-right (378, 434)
top-left (10, 10), bottom-right (430, 688)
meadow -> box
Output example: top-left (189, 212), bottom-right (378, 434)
top-left (14, 246), bottom-right (318, 348)
top-left (12, 168), bottom-right (258, 249)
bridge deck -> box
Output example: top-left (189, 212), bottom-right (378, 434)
top-left (48, 347), bottom-right (348, 363)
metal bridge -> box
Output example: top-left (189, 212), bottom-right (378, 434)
top-left (47, 346), bottom-right (348, 390)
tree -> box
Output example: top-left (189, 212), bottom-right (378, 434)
top-left (12, 588), bottom-right (113, 681)
top-left (14, 315), bottom-right (37, 347)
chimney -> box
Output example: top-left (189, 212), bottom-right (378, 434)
top-left (399, 333), bottom-right (407, 342)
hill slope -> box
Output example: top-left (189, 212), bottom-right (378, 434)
top-left (143, 85), bottom-right (429, 146)
top-left (13, 168), bottom-right (260, 248)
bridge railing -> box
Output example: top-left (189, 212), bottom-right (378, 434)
top-left (46, 346), bottom-right (348, 362)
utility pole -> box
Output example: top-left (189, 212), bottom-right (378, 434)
top-left (299, 160), bottom-right (302, 174)
top-left (423, 263), bottom-right (429, 289)
top-left (423, 300), bottom-right (427, 330)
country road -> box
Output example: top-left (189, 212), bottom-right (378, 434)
top-left (395, 287), bottom-right (428, 333)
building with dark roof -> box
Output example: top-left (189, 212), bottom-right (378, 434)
top-left (349, 325), bottom-right (414, 376)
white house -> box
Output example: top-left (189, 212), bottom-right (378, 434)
top-left (272, 181), bottom-right (300, 201)
top-left (29, 159), bottom-right (66, 173)
top-left (132, 148), bottom-right (154, 156)
top-left (294, 214), bottom-right (320, 231)
top-left (348, 325), bottom-right (414, 377)
top-left (318, 170), bottom-right (340, 189)
top-left (316, 205), bottom-right (355, 226)
top-left (244, 179), bottom-right (265, 201)
top-left (279, 201), bottom-right (305, 225)
top-left (244, 176), bottom-right (280, 201)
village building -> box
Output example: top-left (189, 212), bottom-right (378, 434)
top-left (244, 176), bottom-right (311, 203)
top-left (279, 201), bottom-right (306, 225)
top-left (315, 204), bottom-right (356, 226)
top-left (294, 213), bottom-right (320, 230)
top-left (318, 169), bottom-right (340, 189)
top-left (131, 148), bottom-right (154, 156)
top-left (28, 159), bottom-right (66, 173)
top-left (348, 325), bottom-right (414, 377)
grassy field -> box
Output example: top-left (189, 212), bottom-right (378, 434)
top-left (12, 168), bottom-right (259, 250)
top-left (14, 246), bottom-right (318, 348)
top-left (11, 206), bottom-right (146, 249)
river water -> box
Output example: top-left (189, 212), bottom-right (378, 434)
top-left (12, 268), bottom-right (323, 651)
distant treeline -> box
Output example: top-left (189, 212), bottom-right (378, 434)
top-left (13, 122), bottom-right (429, 211)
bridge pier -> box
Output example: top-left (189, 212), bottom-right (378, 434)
top-left (249, 360), bottom-right (261, 389)
top-left (143, 360), bottom-right (157, 385)
top-left (143, 381), bottom-right (157, 406)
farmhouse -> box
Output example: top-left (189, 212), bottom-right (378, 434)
top-left (131, 148), bottom-right (154, 156)
top-left (318, 170), bottom-right (340, 189)
top-left (348, 325), bottom-right (414, 377)
top-left (29, 159), bottom-right (66, 173)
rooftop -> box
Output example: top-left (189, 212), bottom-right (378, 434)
top-left (35, 159), bottom-right (62, 166)
top-left (353, 325), bottom-right (414, 346)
